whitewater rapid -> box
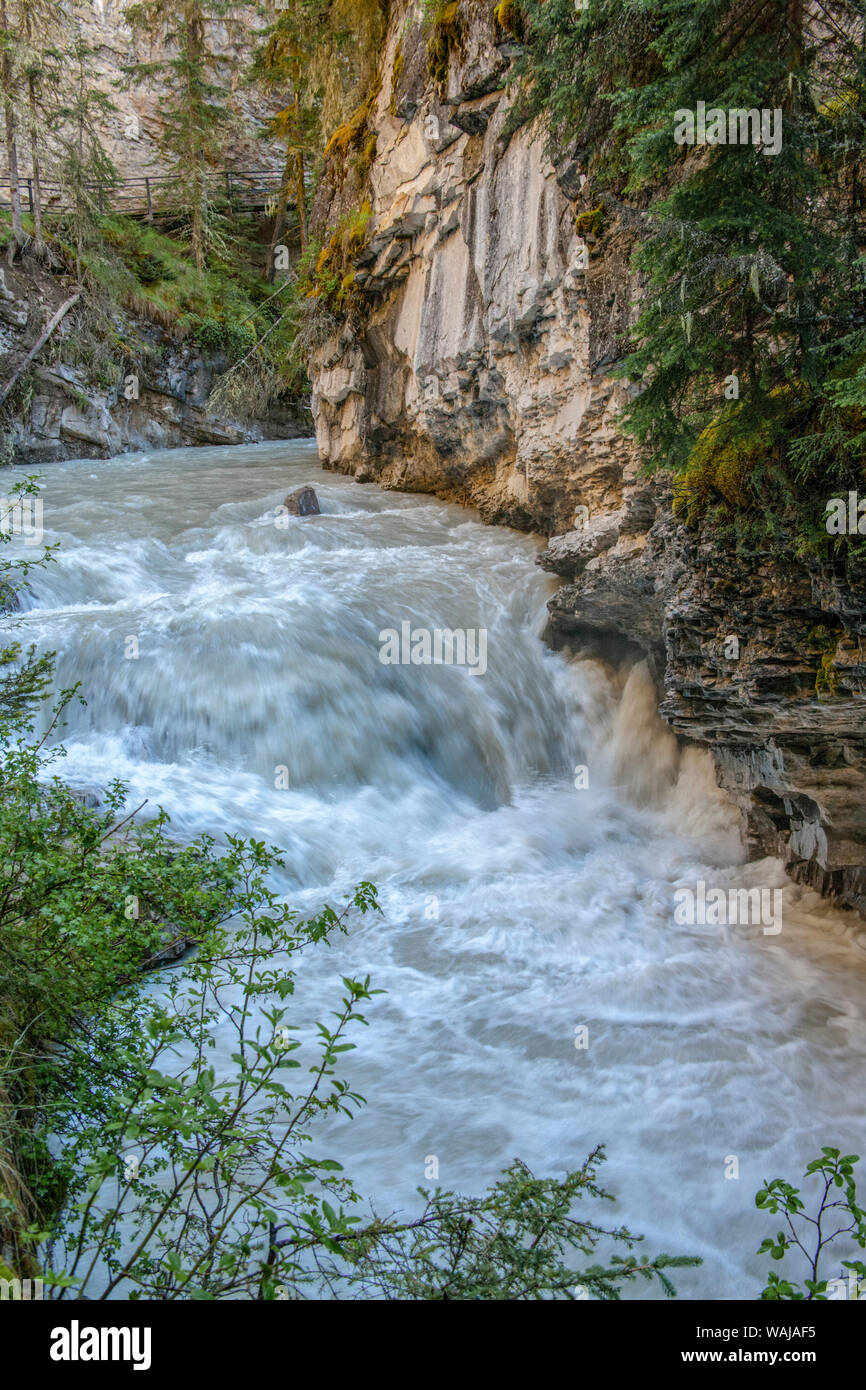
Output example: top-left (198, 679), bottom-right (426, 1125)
top-left (13, 439), bottom-right (866, 1298)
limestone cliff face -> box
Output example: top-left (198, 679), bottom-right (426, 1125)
top-left (310, 0), bottom-right (638, 535)
top-left (309, 0), bottom-right (866, 915)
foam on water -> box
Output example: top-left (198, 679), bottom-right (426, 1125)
top-left (13, 439), bottom-right (866, 1298)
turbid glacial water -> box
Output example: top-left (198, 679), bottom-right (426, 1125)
top-left (12, 439), bottom-right (866, 1298)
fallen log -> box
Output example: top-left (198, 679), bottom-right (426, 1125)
top-left (0, 291), bottom-right (81, 409)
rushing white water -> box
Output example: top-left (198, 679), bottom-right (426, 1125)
top-left (13, 438), bottom-right (866, 1299)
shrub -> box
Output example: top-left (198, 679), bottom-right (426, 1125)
top-left (493, 0), bottom-right (526, 42)
top-left (756, 1148), bottom-right (866, 1299)
top-left (304, 203), bottom-right (372, 319)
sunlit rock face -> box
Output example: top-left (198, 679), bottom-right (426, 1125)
top-left (309, 1), bottom-right (637, 535)
top-left (308, 0), bottom-right (866, 914)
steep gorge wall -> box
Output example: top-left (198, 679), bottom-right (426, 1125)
top-left (311, 0), bottom-right (639, 536)
top-left (309, 0), bottom-right (866, 915)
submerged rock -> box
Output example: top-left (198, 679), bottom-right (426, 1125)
top-left (284, 485), bottom-right (321, 516)
top-left (142, 934), bottom-right (195, 970)
top-left (69, 786), bottom-right (101, 809)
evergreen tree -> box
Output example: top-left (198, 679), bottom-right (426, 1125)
top-left (254, 0), bottom-right (325, 275)
top-left (124, 0), bottom-right (251, 273)
top-left (17, 0), bottom-right (66, 257)
top-left (515, 0), bottom-right (866, 548)
top-left (0, 1), bottom-right (75, 263)
top-left (253, 0), bottom-right (388, 280)
top-left (53, 34), bottom-right (118, 286)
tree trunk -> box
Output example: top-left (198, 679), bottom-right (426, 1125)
top-left (0, 292), bottom-right (81, 408)
top-left (265, 143), bottom-right (294, 282)
top-left (192, 165), bottom-right (206, 273)
top-left (295, 149), bottom-right (306, 253)
top-left (266, 89), bottom-right (307, 282)
top-left (293, 91), bottom-right (306, 253)
top-left (785, 0), bottom-right (804, 108)
top-left (0, 0), bottom-right (24, 263)
top-left (27, 76), bottom-right (43, 254)
top-left (184, 0), bottom-right (207, 274)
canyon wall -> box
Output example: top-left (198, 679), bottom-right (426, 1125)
top-left (309, 0), bottom-right (866, 913)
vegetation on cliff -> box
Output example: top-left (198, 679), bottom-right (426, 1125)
top-left (514, 0), bottom-right (866, 555)
top-left (427, 0), bottom-right (467, 94)
top-left (253, 0), bottom-right (388, 275)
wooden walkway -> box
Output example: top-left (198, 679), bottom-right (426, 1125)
top-left (1, 168), bottom-right (291, 219)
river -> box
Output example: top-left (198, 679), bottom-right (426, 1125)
top-left (14, 438), bottom-right (866, 1298)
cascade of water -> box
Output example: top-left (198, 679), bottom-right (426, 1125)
top-left (13, 439), bottom-right (866, 1299)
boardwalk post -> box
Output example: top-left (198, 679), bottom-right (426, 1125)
top-left (26, 178), bottom-right (33, 214)
top-left (145, 176), bottom-right (153, 222)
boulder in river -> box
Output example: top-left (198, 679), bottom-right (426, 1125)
top-left (284, 485), bottom-right (320, 516)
